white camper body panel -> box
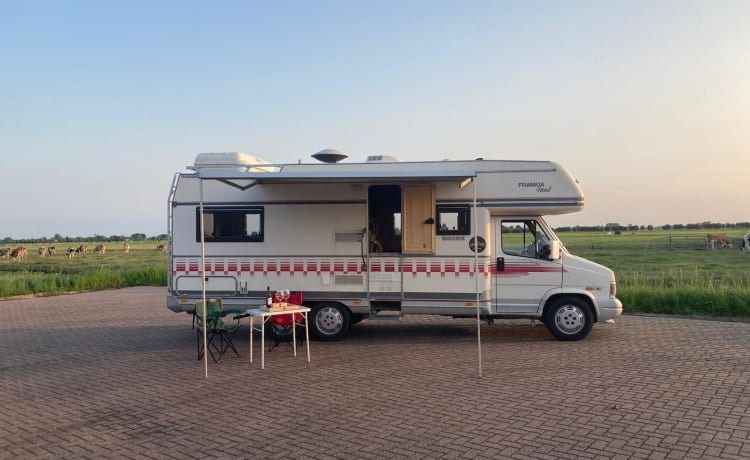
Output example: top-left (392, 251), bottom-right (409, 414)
top-left (169, 176), bottom-right (492, 314)
top-left (167, 154), bottom-right (621, 341)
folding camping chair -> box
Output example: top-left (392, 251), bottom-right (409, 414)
top-left (195, 299), bottom-right (241, 362)
top-left (193, 301), bottom-right (244, 329)
top-left (265, 312), bottom-right (305, 351)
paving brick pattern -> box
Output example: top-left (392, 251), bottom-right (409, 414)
top-left (1, 287), bottom-right (749, 459)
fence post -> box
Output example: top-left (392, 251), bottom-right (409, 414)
top-left (668, 234), bottom-right (672, 249)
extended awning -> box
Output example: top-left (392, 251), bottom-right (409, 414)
top-left (194, 163), bottom-right (485, 379)
top-left (195, 168), bottom-right (477, 183)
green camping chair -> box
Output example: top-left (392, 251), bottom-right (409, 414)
top-left (195, 299), bottom-right (241, 362)
top-left (193, 302), bottom-right (245, 329)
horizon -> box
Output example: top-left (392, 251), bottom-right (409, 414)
top-left (2, 1), bottom-right (748, 239)
top-left (4, 220), bottom-right (750, 243)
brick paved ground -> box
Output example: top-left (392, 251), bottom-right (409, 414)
top-left (1, 287), bottom-right (749, 459)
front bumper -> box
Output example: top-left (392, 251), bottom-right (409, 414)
top-left (598, 297), bottom-right (623, 322)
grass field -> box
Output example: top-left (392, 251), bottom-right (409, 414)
top-left (1, 230), bottom-right (749, 318)
top-left (0, 241), bottom-right (167, 298)
top-left (560, 229), bottom-right (750, 318)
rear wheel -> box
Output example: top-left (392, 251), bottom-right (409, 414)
top-left (310, 302), bottom-right (351, 341)
top-left (543, 296), bottom-right (593, 341)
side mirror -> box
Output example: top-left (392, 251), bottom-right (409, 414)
top-left (547, 240), bottom-right (561, 260)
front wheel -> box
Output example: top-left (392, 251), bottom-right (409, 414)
top-left (543, 297), bottom-right (594, 341)
top-left (310, 303), bottom-right (351, 341)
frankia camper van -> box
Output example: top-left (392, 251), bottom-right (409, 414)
top-left (167, 150), bottom-right (622, 341)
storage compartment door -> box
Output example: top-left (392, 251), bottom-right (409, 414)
top-left (175, 276), bottom-right (237, 295)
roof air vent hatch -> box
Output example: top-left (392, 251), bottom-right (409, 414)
top-left (311, 149), bottom-right (348, 163)
top-left (366, 155), bottom-right (400, 163)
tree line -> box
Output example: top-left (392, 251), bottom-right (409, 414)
top-left (3, 221), bottom-right (750, 244)
top-left (1, 233), bottom-right (168, 245)
top-left (554, 222), bottom-right (750, 233)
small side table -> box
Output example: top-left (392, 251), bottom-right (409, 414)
top-left (246, 306), bottom-right (311, 369)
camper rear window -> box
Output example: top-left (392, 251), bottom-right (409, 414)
top-left (436, 205), bottom-right (470, 235)
top-left (195, 207), bottom-right (264, 242)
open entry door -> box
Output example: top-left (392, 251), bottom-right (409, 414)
top-left (402, 185), bottom-right (435, 254)
top-left (367, 184), bottom-right (435, 300)
top-left (368, 185), bottom-right (402, 298)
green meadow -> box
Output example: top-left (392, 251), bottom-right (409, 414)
top-left (1, 230), bottom-right (749, 318)
top-left (559, 229), bottom-right (750, 318)
top-left (0, 241), bottom-right (167, 298)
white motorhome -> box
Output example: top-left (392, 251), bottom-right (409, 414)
top-left (167, 150), bottom-right (622, 341)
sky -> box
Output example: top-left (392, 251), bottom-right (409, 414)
top-left (1, 0), bottom-right (748, 239)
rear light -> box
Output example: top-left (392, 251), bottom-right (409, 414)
top-left (609, 281), bottom-right (617, 298)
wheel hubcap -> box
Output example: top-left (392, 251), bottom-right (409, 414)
top-left (316, 307), bottom-right (343, 336)
top-left (554, 305), bottom-right (586, 335)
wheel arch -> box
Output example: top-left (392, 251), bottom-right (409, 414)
top-left (305, 300), bottom-right (353, 314)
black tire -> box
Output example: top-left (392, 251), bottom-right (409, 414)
top-left (543, 296), bottom-right (594, 341)
top-left (310, 302), bottom-right (351, 341)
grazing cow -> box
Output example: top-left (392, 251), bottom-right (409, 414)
top-left (10, 248), bottom-right (21, 262)
top-left (47, 246), bottom-right (56, 256)
top-left (0, 248), bottom-right (9, 258)
top-left (156, 244), bottom-right (168, 253)
top-left (741, 233), bottom-right (750, 252)
top-left (18, 247), bottom-right (27, 259)
top-left (94, 244), bottom-right (106, 255)
top-left (707, 233), bottom-right (733, 250)
top-left (67, 247), bottom-right (76, 259)
top-left (76, 244), bottom-right (88, 256)
top-left (38, 247), bottom-right (47, 256)
top-left (123, 241), bottom-right (130, 253)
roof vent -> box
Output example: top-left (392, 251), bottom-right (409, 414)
top-left (311, 149), bottom-right (348, 163)
top-left (366, 155), bottom-right (400, 163)
top-left (190, 152), bottom-right (276, 172)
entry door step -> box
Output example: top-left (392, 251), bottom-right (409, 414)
top-left (368, 312), bottom-right (402, 321)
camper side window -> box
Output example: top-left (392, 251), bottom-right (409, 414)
top-left (196, 207), bottom-right (264, 242)
top-left (436, 205), bottom-right (470, 235)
